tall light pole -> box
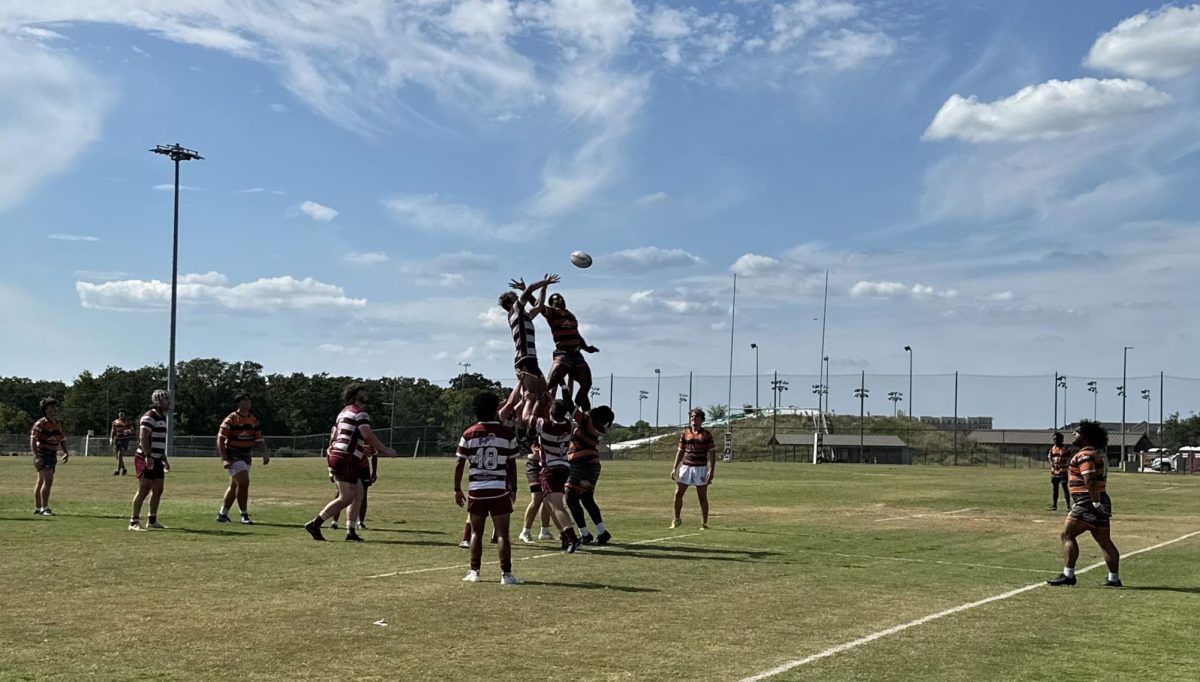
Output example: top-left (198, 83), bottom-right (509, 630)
top-left (1122, 346), bottom-right (1133, 463)
top-left (457, 361), bottom-right (471, 389)
top-left (888, 391), bottom-right (903, 417)
top-left (904, 346), bottom-right (913, 419)
top-left (822, 355), bottom-right (830, 416)
top-left (150, 143), bottom-right (203, 459)
top-left (638, 390), bottom-right (649, 423)
top-left (654, 368), bottom-right (662, 428)
top-left (1087, 381), bottom-right (1098, 421)
top-left (590, 386), bottom-right (601, 406)
top-left (854, 371), bottom-right (869, 462)
top-left (771, 372), bottom-right (788, 440)
top-left (678, 393), bottom-right (688, 426)
top-left (750, 343), bottom-right (759, 413)
top-left (1055, 373), bottom-right (1067, 428)
top-left (1141, 389), bottom-right (1151, 436)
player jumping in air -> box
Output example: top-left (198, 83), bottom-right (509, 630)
top-left (130, 390), bottom-right (171, 530)
top-left (110, 410), bottom-right (132, 476)
top-left (1047, 431), bottom-right (1070, 511)
top-left (31, 398), bottom-right (69, 516)
top-left (534, 291), bottom-right (599, 411)
top-left (1047, 420), bottom-right (1122, 587)
top-left (303, 383), bottom-right (397, 542)
top-left (455, 392), bottom-right (523, 584)
top-left (498, 273), bottom-right (559, 426)
top-left (670, 408), bottom-right (716, 529)
top-left (566, 404), bottom-right (616, 546)
top-left (216, 393), bottom-right (271, 525)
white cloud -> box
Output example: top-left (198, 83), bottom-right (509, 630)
top-left (489, 111), bottom-right (521, 122)
top-left (768, 0), bottom-right (861, 53)
top-left (518, 0), bottom-right (639, 56)
top-left (235, 187), bottom-right (265, 194)
top-left (446, 0), bottom-right (515, 40)
top-left (730, 253), bottom-right (784, 277)
top-left (1085, 5), bottom-right (1200, 80)
top-left (0, 34), bottom-right (109, 212)
top-left (342, 252), bottom-right (390, 266)
top-left (398, 251), bottom-right (498, 287)
top-left (986, 291), bottom-right (1014, 301)
top-left (604, 247), bottom-right (703, 272)
top-left (923, 78), bottom-right (1171, 143)
top-left (269, 102), bottom-right (288, 113)
top-left (633, 191), bottom-right (670, 207)
top-left (810, 29), bottom-right (894, 71)
top-left (300, 200), bottom-right (337, 222)
top-left (130, 44), bottom-right (150, 58)
top-left (849, 280), bottom-right (907, 297)
top-left (152, 183), bottom-right (202, 191)
top-left (384, 194), bottom-right (535, 240)
top-left (910, 283), bottom-right (957, 299)
top-left (76, 273), bottom-right (365, 311)
top-left (623, 288), bottom-right (726, 316)
top-left (48, 233), bottom-right (99, 242)
top-left (478, 306), bottom-right (509, 330)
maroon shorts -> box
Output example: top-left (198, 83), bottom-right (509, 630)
top-left (34, 454), bottom-right (57, 472)
top-left (135, 455), bottom-right (165, 480)
top-left (466, 492), bottom-right (514, 517)
top-left (539, 465), bottom-right (569, 494)
top-left (327, 454), bottom-right (360, 484)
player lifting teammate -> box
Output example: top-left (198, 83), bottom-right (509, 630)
top-left (455, 391), bottom-right (523, 585)
top-left (31, 398), bottom-right (70, 516)
top-left (535, 290), bottom-right (599, 411)
top-left (498, 273), bottom-right (558, 426)
top-left (566, 404), bottom-right (616, 546)
top-left (129, 390), bottom-right (171, 530)
top-left (1047, 420), bottom-right (1122, 587)
top-left (110, 410), bottom-right (132, 476)
top-left (216, 393), bottom-right (271, 524)
top-left (303, 383), bottom-right (397, 542)
top-left (670, 407), bottom-right (716, 529)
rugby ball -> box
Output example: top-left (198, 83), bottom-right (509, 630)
top-left (570, 251), bottom-right (593, 268)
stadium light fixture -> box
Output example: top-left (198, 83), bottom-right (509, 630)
top-left (149, 143), bottom-right (203, 460)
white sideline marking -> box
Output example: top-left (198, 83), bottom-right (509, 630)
top-left (366, 531), bottom-right (704, 579)
top-left (876, 507), bottom-right (975, 522)
top-left (738, 529), bottom-right (1200, 682)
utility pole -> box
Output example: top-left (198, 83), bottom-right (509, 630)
top-left (750, 343), bottom-right (759, 413)
top-left (678, 393), bottom-right (688, 426)
top-left (854, 371), bottom-right (868, 463)
top-left (1087, 381), bottom-right (1097, 421)
top-left (904, 346), bottom-right (913, 419)
top-left (888, 391), bottom-right (902, 417)
top-left (1122, 346), bottom-right (1133, 463)
top-left (654, 368), bottom-right (661, 428)
top-left (457, 362), bottom-right (471, 389)
top-left (149, 143), bottom-right (203, 459)
top-left (1055, 373), bottom-right (1067, 428)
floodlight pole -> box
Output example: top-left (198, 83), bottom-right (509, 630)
top-left (904, 346), bottom-right (913, 419)
top-left (750, 343), bottom-right (759, 412)
top-left (654, 368), bottom-right (661, 428)
top-left (1122, 347), bottom-right (1133, 463)
top-left (150, 143), bottom-right (202, 459)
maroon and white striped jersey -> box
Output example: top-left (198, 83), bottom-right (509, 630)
top-left (535, 416), bottom-right (571, 468)
top-left (328, 404), bottom-right (370, 460)
top-left (508, 306), bottom-right (537, 363)
top-left (457, 421), bottom-right (517, 494)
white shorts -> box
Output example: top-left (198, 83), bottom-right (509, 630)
top-left (677, 464), bottom-right (710, 487)
top-left (227, 460), bottom-right (251, 476)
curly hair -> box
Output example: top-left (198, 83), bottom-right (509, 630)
top-left (341, 383), bottom-right (366, 406)
top-left (473, 391), bottom-right (501, 421)
top-left (39, 397), bottom-right (58, 416)
top-left (1074, 420), bottom-right (1108, 449)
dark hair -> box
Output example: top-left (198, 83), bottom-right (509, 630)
top-left (1052, 431), bottom-right (1063, 444)
top-left (689, 407), bottom-right (705, 420)
top-left (1075, 420), bottom-right (1108, 449)
top-left (589, 405), bottom-right (615, 430)
top-left (234, 392), bottom-right (251, 403)
top-left (551, 399), bottom-right (570, 420)
top-left (39, 397), bottom-right (58, 416)
top-left (341, 383), bottom-right (367, 406)
top-left (498, 291), bottom-right (518, 309)
top-left (118, 410), bottom-right (126, 417)
top-left (473, 392), bottom-right (501, 421)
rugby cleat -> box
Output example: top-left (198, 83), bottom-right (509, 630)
top-left (149, 521), bottom-right (167, 529)
top-left (462, 570), bottom-right (481, 583)
top-left (566, 538), bottom-right (582, 554)
top-left (500, 573), bottom-right (524, 586)
top-left (669, 518), bottom-right (681, 529)
top-left (216, 514), bottom-right (231, 523)
top-left (1047, 573), bottom-right (1077, 586)
top-left (128, 522), bottom-right (145, 531)
top-left (40, 508), bottom-right (55, 516)
top-left (458, 540), bottom-right (471, 549)
top-left (701, 522), bottom-right (709, 530)
top-left (580, 532), bottom-right (594, 545)
top-left (538, 529), bottom-right (555, 541)
top-left (358, 522), bottom-right (367, 530)
top-left (595, 530), bottom-right (612, 546)
top-left (240, 515), bottom-right (253, 525)
top-left (519, 530), bottom-right (535, 544)
top-left (1102, 579), bottom-right (1123, 588)
top-left (345, 530), bottom-right (364, 542)
top-left (329, 521), bottom-right (338, 530)
top-left (303, 519), bottom-right (325, 541)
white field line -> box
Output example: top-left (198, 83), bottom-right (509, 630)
top-left (659, 541), bottom-right (1046, 575)
top-left (738, 529), bottom-right (1200, 682)
top-left (366, 531), bottom-right (704, 579)
top-left (876, 507), bottom-right (975, 522)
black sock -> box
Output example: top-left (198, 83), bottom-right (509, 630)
top-left (566, 491), bottom-right (587, 529)
top-left (581, 491), bottom-right (603, 525)
top-left (148, 516), bottom-right (157, 525)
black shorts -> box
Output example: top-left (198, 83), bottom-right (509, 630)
top-left (114, 439), bottom-right (130, 451)
top-left (515, 356), bottom-right (542, 378)
top-left (34, 454), bottom-right (57, 472)
top-left (567, 459), bottom-right (601, 491)
top-left (552, 349), bottom-right (587, 371)
top-left (1068, 495), bottom-right (1113, 529)
top-left (1051, 475), bottom-right (1068, 484)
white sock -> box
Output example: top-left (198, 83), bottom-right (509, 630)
top-left (1108, 571), bottom-right (1120, 581)
top-left (35, 507), bottom-right (42, 513)
top-left (1063, 567), bottom-right (1075, 578)
top-left (541, 526), bottom-right (552, 533)
top-left (348, 521), bottom-right (357, 530)
top-left (596, 522), bottom-right (606, 534)
top-left (240, 509), bottom-right (249, 516)
top-left (219, 506), bottom-right (230, 515)
top-left (581, 527), bottom-right (591, 537)
top-left (523, 525), bottom-right (532, 533)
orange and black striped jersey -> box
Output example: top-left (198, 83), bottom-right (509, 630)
top-left (1048, 445), bottom-right (1070, 477)
top-left (111, 418), bottom-right (133, 440)
top-left (543, 307), bottom-right (583, 351)
top-left (1068, 446), bottom-right (1107, 505)
top-left (31, 418), bottom-right (66, 457)
top-left (219, 411), bottom-right (263, 461)
top-left (679, 427), bottom-right (715, 467)
top-left (567, 411), bottom-right (604, 463)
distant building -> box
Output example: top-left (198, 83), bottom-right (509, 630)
top-left (965, 429), bottom-right (1154, 461)
top-left (769, 433), bottom-right (912, 465)
top-left (919, 416), bottom-right (993, 430)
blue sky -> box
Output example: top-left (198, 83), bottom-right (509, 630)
top-left (2, 1), bottom-right (1199, 425)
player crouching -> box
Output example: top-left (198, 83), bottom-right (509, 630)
top-left (455, 392), bottom-right (523, 585)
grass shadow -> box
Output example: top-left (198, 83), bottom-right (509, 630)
top-left (620, 543), bottom-right (781, 559)
top-left (1122, 586), bottom-right (1200, 594)
top-left (520, 580), bottom-right (660, 593)
top-left (171, 527), bottom-right (252, 537)
top-left (584, 548), bottom-right (762, 563)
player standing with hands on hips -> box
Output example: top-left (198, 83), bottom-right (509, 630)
top-left (670, 407), bottom-right (716, 529)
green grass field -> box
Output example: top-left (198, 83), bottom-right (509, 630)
top-left (1, 456), bottom-right (1197, 681)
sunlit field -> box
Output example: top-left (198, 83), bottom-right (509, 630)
top-left (2, 457), bottom-right (1197, 681)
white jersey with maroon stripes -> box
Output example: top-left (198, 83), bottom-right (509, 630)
top-left (137, 408), bottom-right (167, 459)
top-left (329, 404), bottom-right (370, 460)
top-left (508, 305), bottom-right (537, 363)
top-left (535, 416), bottom-right (571, 468)
top-left (457, 421), bottom-right (517, 495)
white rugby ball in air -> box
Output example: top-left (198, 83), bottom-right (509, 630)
top-left (570, 251), bottom-right (593, 268)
